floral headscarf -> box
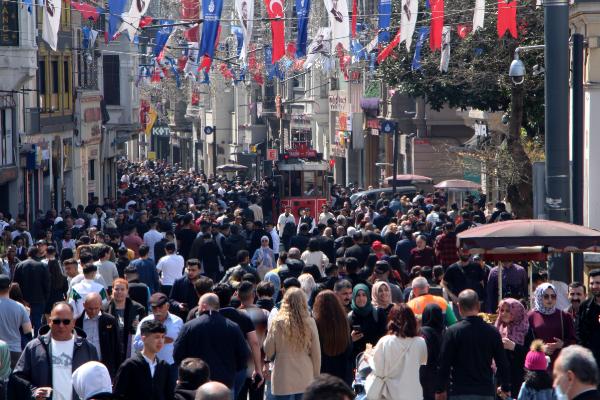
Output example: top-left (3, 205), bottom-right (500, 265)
top-left (371, 281), bottom-right (391, 309)
top-left (534, 282), bottom-right (557, 316)
top-left (495, 298), bottom-right (529, 346)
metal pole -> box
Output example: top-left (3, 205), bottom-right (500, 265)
top-left (212, 125), bottom-right (217, 178)
top-left (392, 128), bottom-right (399, 196)
top-left (545, 0), bottom-right (571, 282)
top-left (572, 33), bottom-right (585, 282)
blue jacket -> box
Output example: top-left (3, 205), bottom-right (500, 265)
top-left (131, 258), bottom-right (160, 293)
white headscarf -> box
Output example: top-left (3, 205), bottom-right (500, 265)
top-left (534, 282), bottom-right (557, 316)
top-left (72, 361), bottom-right (112, 400)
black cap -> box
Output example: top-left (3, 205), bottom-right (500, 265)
top-left (124, 265), bottom-right (138, 274)
top-left (0, 274), bottom-right (9, 290)
top-left (149, 292), bottom-right (168, 307)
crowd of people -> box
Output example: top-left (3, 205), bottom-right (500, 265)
top-left (0, 158), bottom-right (598, 400)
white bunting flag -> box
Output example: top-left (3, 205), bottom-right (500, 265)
top-left (473, 0), bottom-right (485, 32)
top-left (184, 42), bottom-right (200, 79)
top-left (118, 0), bottom-right (152, 41)
top-left (304, 27), bottom-right (331, 69)
top-left (42, 0), bottom-right (62, 50)
top-left (440, 25), bottom-right (451, 72)
top-left (235, 0), bottom-right (254, 61)
top-left (400, 0), bottom-right (418, 51)
top-left (323, 0), bottom-right (350, 52)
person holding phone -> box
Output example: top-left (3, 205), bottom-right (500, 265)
top-left (348, 284), bottom-right (387, 360)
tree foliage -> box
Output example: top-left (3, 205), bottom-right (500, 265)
top-left (378, 0), bottom-right (544, 135)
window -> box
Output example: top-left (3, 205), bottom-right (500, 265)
top-left (50, 59), bottom-right (59, 111)
top-left (88, 159), bottom-right (95, 181)
top-left (38, 60), bottom-right (46, 111)
top-left (60, 0), bottom-right (71, 30)
top-left (38, 54), bottom-right (73, 114)
top-left (62, 57), bottom-right (72, 110)
top-left (103, 55), bottom-right (120, 105)
top-left (0, 109), bottom-right (13, 166)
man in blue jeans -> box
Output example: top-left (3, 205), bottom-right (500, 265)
top-left (12, 246), bottom-right (50, 335)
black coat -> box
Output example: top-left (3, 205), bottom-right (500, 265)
top-left (289, 234), bottom-right (310, 252)
top-left (169, 276), bottom-right (198, 319)
top-left (114, 352), bottom-right (174, 400)
top-left (105, 298), bottom-right (147, 360)
top-left (173, 311), bottom-right (249, 388)
top-left (75, 312), bottom-right (122, 377)
top-left (577, 298), bottom-right (600, 368)
top-left (10, 328), bottom-right (99, 400)
top-left (13, 258), bottom-right (50, 304)
top-left (573, 390), bottom-right (600, 400)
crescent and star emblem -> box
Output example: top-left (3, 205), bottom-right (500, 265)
top-left (270, 0), bottom-right (283, 17)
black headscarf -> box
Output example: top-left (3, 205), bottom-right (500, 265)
top-left (422, 303), bottom-right (444, 333)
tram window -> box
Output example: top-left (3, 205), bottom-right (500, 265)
top-left (303, 172), bottom-right (323, 197)
top-left (291, 172), bottom-right (302, 196)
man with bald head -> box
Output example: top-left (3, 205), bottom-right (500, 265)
top-left (75, 293), bottom-right (121, 377)
top-left (174, 293), bottom-right (249, 389)
top-left (195, 381), bottom-right (232, 400)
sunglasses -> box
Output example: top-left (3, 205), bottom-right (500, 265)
top-left (543, 294), bottom-right (557, 300)
top-left (51, 318), bottom-right (72, 325)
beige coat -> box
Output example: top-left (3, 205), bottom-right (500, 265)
top-left (264, 317), bottom-right (321, 395)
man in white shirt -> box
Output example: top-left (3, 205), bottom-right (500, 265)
top-left (133, 293), bottom-right (183, 372)
top-left (68, 264), bottom-right (109, 319)
top-left (156, 242), bottom-right (184, 295)
top-left (318, 204), bottom-right (335, 225)
top-left (144, 219), bottom-right (164, 262)
top-left (12, 302), bottom-right (99, 400)
top-left (277, 206), bottom-right (295, 237)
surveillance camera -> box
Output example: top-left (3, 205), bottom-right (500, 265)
top-left (509, 58), bottom-right (526, 85)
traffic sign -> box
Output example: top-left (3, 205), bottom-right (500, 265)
top-left (204, 126), bottom-right (214, 135)
top-left (380, 120), bottom-right (396, 134)
top-left (267, 148), bottom-right (278, 161)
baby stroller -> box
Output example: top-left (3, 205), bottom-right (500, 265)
top-left (353, 352), bottom-right (372, 400)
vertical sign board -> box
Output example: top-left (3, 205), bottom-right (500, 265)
top-left (0, 0), bottom-right (18, 46)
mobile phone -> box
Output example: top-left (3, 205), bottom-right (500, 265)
top-left (352, 324), bottom-right (362, 332)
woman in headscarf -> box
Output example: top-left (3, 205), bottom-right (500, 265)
top-left (420, 304), bottom-right (444, 400)
top-left (348, 284), bottom-right (387, 359)
top-left (372, 281), bottom-right (393, 318)
top-left (264, 287), bottom-right (321, 400)
top-left (526, 283), bottom-right (576, 366)
top-left (251, 236), bottom-right (275, 279)
top-left (495, 298), bottom-right (530, 395)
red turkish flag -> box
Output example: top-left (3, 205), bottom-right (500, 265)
top-left (264, 0), bottom-right (285, 63)
top-left (457, 24), bottom-right (471, 39)
top-left (429, 0), bottom-right (444, 50)
top-left (376, 28), bottom-right (401, 64)
top-left (497, 0), bottom-right (517, 38)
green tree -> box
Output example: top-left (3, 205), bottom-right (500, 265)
top-left (378, 0), bottom-right (544, 217)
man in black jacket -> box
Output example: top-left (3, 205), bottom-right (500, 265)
top-left (173, 293), bottom-right (249, 388)
top-left (75, 293), bottom-right (122, 377)
top-left (11, 302), bottom-right (99, 400)
top-left (277, 248), bottom-right (305, 282)
top-left (170, 259), bottom-right (202, 319)
top-left (435, 289), bottom-right (510, 400)
top-left (12, 246), bottom-right (50, 335)
top-left (114, 320), bottom-right (174, 400)
top-left (577, 268), bottom-right (600, 368)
